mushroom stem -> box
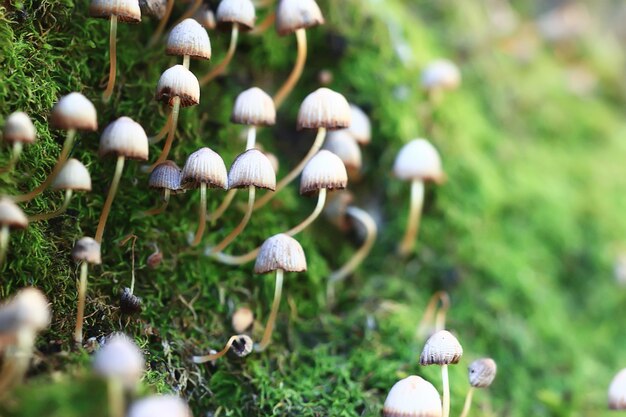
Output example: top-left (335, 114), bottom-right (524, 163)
top-left (0, 329), bottom-right (35, 393)
top-left (0, 142), bottom-right (24, 174)
top-left (250, 11), bottom-right (275, 35)
top-left (148, 0), bottom-right (175, 47)
top-left (199, 23), bottom-right (239, 86)
top-left (73, 261), bottom-right (89, 345)
top-left (103, 15), bottom-right (118, 102)
top-left (284, 188), bottom-right (326, 236)
top-left (107, 377), bottom-right (124, 417)
top-left (398, 179), bottom-right (424, 256)
top-left (192, 335), bottom-right (241, 363)
top-left (0, 224), bottom-right (10, 268)
top-left (182, 54), bottom-right (190, 70)
top-left (416, 291), bottom-right (450, 339)
top-left (151, 97), bottom-right (181, 169)
top-left (95, 155), bottom-right (126, 243)
top-left (208, 189), bottom-right (237, 224)
top-left (29, 189), bottom-right (74, 222)
top-left (144, 189), bottom-right (171, 216)
top-left (253, 127), bottom-right (326, 210)
top-left (246, 126), bottom-right (257, 150)
top-left (191, 182), bottom-right (208, 246)
top-left (12, 129), bottom-right (76, 203)
top-left (442, 364), bottom-right (450, 417)
top-left (459, 387), bottom-right (475, 417)
top-left (256, 268), bottom-right (283, 351)
top-left (149, 112), bottom-right (172, 145)
top-left (273, 28), bottom-right (307, 108)
top-left (208, 186), bottom-right (256, 253)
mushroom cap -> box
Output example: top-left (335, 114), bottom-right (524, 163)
top-left (227, 149), bottom-right (276, 190)
top-left (216, 0), bottom-right (256, 30)
top-left (297, 88), bottom-right (351, 130)
top-left (231, 87), bottom-right (276, 126)
top-left (232, 307), bottom-right (254, 333)
top-left (383, 375), bottom-right (442, 417)
top-left (393, 139), bottom-right (444, 183)
top-left (3, 112), bottom-right (36, 144)
top-left (51, 158), bottom-right (92, 191)
top-left (323, 190), bottom-right (354, 232)
top-left (72, 237), bottom-right (102, 265)
top-left (181, 147), bottom-right (228, 190)
top-left (139, 0), bottom-right (166, 19)
top-left (231, 334), bottom-right (254, 357)
top-left (421, 59), bottom-right (461, 92)
top-left (149, 161), bottom-right (183, 192)
top-left (167, 18), bottom-right (212, 60)
top-left (12, 287), bottom-right (51, 332)
top-left (609, 368), bottom-right (626, 410)
top-left (468, 358), bottom-right (497, 388)
top-left (419, 330), bottom-right (463, 366)
top-left (275, 0), bottom-right (324, 36)
top-left (0, 198), bottom-right (28, 229)
top-left (300, 150), bottom-right (348, 195)
top-left (193, 5), bottom-right (216, 29)
top-left (93, 333), bottom-right (145, 387)
top-left (156, 65), bottom-right (201, 108)
top-left (99, 116), bottom-right (149, 161)
top-left (263, 151), bottom-right (279, 174)
top-left (254, 233), bottom-right (307, 274)
top-left (127, 395), bottom-right (193, 417)
top-left (50, 93), bottom-right (98, 132)
top-left (90, 0), bottom-right (142, 22)
top-left (322, 130), bottom-right (362, 174)
top-left (347, 104), bottom-right (371, 145)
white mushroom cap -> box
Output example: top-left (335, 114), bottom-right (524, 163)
top-left (393, 139), bottom-right (444, 183)
top-left (3, 112), bottom-right (36, 144)
top-left (139, 0), bottom-right (166, 19)
top-left (93, 333), bottom-right (145, 387)
top-left (51, 158), bottom-right (92, 191)
top-left (347, 104), bottom-right (371, 145)
top-left (127, 395), bottom-right (193, 417)
top-left (50, 93), bottom-right (98, 132)
top-left (419, 330), bottom-right (463, 366)
top-left (167, 18), bottom-right (212, 60)
top-left (275, 0), bottom-right (324, 36)
top-left (0, 198), bottom-right (28, 229)
top-left (231, 87), bottom-right (276, 126)
top-left (216, 0), bottom-right (256, 30)
top-left (254, 234), bottom-right (307, 274)
top-left (72, 237), bottom-right (102, 265)
top-left (12, 287), bottom-right (51, 332)
top-left (90, 0), bottom-right (142, 22)
top-left (609, 368), bottom-right (626, 410)
top-left (322, 130), bottom-right (362, 176)
top-left (300, 150), bottom-right (348, 195)
top-left (421, 59), bottom-right (461, 92)
top-left (228, 149), bottom-right (276, 190)
top-left (468, 358), bottom-right (497, 388)
top-left (156, 65), bottom-right (201, 108)
top-left (263, 151), bottom-right (279, 174)
top-left (297, 88), bottom-right (351, 130)
top-left (181, 147), bottom-right (228, 190)
top-left (194, 4), bottom-right (217, 30)
top-left (232, 307), bottom-right (254, 333)
top-left (149, 161), bottom-right (183, 192)
top-left (383, 375), bottom-right (442, 417)
top-left (99, 116), bottom-right (149, 161)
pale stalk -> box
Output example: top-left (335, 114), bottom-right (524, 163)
top-left (200, 24), bottom-right (239, 86)
top-left (273, 28), bottom-right (307, 108)
top-left (148, 0), bottom-right (175, 47)
top-left (284, 188), bottom-right (326, 236)
top-left (250, 11), bottom-right (275, 35)
top-left (208, 187), bottom-right (256, 253)
top-left (192, 335), bottom-right (240, 363)
top-left (442, 364), bottom-right (450, 417)
top-left (256, 269), bottom-right (283, 351)
top-left (459, 387), bottom-right (475, 417)
top-left (416, 291), bottom-right (450, 339)
top-left (29, 189), bottom-right (74, 222)
top-left (0, 225), bottom-right (9, 268)
top-left (0, 142), bottom-right (23, 174)
top-left (182, 54), bottom-right (190, 69)
top-left (107, 377), bottom-right (124, 417)
top-left (73, 262), bottom-right (89, 344)
top-left (103, 16), bottom-right (118, 102)
top-left (398, 179), bottom-right (425, 256)
top-left (246, 126), bottom-right (257, 150)
top-left (95, 156), bottom-right (126, 243)
top-left (191, 183), bottom-right (207, 246)
top-left (0, 329), bottom-right (35, 394)
top-left (151, 96), bottom-right (181, 170)
top-left (144, 189), bottom-right (171, 216)
top-left (208, 189), bottom-right (237, 224)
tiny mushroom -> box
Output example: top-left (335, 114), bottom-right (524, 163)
top-left (194, 4), bottom-right (217, 30)
top-left (0, 198), bottom-right (28, 267)
top-left (146, 161), bottom-right (183, 215)
top-left (1, 112), bottom-right (36, 173)
top-left (383, 375), bottom-right (442, 417)
top-left (71, 237), bottom-right (102, 345)
top-left (421, 59), bottom-right (461, 103)
top-left (460, 358), bottom-right (498, 417)
top-left (193, 334), bottom-right (253, 363)
top-left (232, 307), bottom-right (254, 333)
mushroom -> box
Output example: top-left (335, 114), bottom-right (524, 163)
top-left (127, 395), bottom-right (193, 417)
top-left (145, 161), bottom-right (183, 215)
top-left (609, 368), bottom-right (626, 410)
top-left (147, 0), bottom-right (174, 47)
top-left (90, 0), bottom-right (142, 102)
top-left (0, 198), bottom-right (28, 268)
top-left (139, 0), bottom-right (166, 20)
top-left (194, 4), bottom-right (217, 30)
top-left (346, 104), bottom-right (371, 145)
top-left (421, 59), bottom-right (461, 104)
top-left (192, 334), bottom-right (253, 363)
top-left (420, 330), bottom-right (464, 417)
top-left (232, 306), bottom-right (254, 333)
top-left (460, 358), bottom-right (497, 417)
top-left (393, 138), bottom-right (444, 256)
top-left (383, 375), bottom-right (442, 417)
top-left (95, 117), bottom-right (149, 243)
top-left (416, 291), bottom-right (451, 340)
top-left (273, 0), bottom-right (325, 108)
top-left (71, 237), bottom-right (102, 345)
top-left (1, 112), bottom-right (36, 173)
top-left (322, 130), bottom-right (362, 181)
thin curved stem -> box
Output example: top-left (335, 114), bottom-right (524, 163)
top-left (398, 179), bottom-right (425, 256)
top-left (148, 0), bottom-right (175, 47)
top-left (149, 112), bottom-right (172, 145)
top-left (192, 335), bottom-right (240, 363)
top-left (73, 262), bottom-right (89, 345)
top-left (273, 28), bottom-right (307, 108)
top-left (191, 183), bottom-right (207, 246)
top-left (103, 15), bottom-right (118, 103)
top-left (208, 186), bottom-right (255, 253)
top-left (284, 188), bottom-right (326, 236)
top-left (29, 189), bottom-right (74, 222)
top-left (416, 291), bottom-right (450, 339)
top-left (208, 189), bottom-right (238, 224)
top-left (459, 387), bottom-right (475, 417)
top-left (199, 23), bottom-right (239, 86)
top-left (250, 11), bottom-right (275, 35)
top-left (256, 269), bottom-right (283, 351)
top-left (151, 97), bottom-right (181, 170)
top-left (442, 364), bottom-right (450, 417)
top-left (144, 189), bottom-right (171, 216)
top-left (107, 377), bottom-right (124, 417)
top-left (172, 0), bottom-right (202, 27)
top-left (0, 142), bottom-right (23, 174)
top-left (246, 126), bottom-right (257, 150)
top-left (0, 225), bottom-right (10, 269)
top-left (95, 156), bottom-right (126, 243)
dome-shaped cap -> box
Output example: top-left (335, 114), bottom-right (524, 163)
top-left (13, 287), bottom-right (51, 332)
top-left (468, 358), bottom-right (497, 388)
top-left (127, 395), bottom-right (193, 417)
top-left (3, 112), bottom-right (36, 144)
top-left (50, 93), bottom-right (98, 132)
top-left (194, 4), bottom-right (216, 29)
top-left (72, 237), bottom-right (102, 265)
top-left (347, 104), bottom-right (371, 145)
top-left (300, 150), bottom-right (348, 195)
top-left (383, 375), bottom-right (442, 417)
top-left (254, 234), bottom-right (307, 274)
top-left (393, 139), bottom-right (444, 183)
top-left (90, 0), bottom-right (142, 22)
top-left (181, 147), bottom-right (228, 190)
top-left (149, 161), bottom-right (183, 192)
top-left (297, 88), bottom-right (351, 130)
top-left (609, 369), bottom-right (626, 410)
top-left (232, 307), bottom-right (254, 333)
top-left (156, 65), bottom-right (200, 108)
top-left (228, 149), bottom-right (276, 190)
top-left (167, 18), bottom-right (212, 60)
top-left (51, 158), bottom-right (92, 191)
top-left (99, 117), bottom-right (149, 161)
top-left (419, 330), bottom-right (463, 366)
top-left (275, 0), bottom-right (324, 36)
top-left (216, 0), bottom-right (256, 31)
top-left (322, 130), bottom-right (362, 174)
top-left (93, 333), bottom-right (145, 387)
top-left (421, 59), bottom-right (461, 92)
top-left (231, 87), bottom-right (276, 126)
top-left (139, 0), bottom-right (166, 19)
top-left (0, 198), bottom-right (28, 229)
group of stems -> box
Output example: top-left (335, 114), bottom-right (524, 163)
top-left (416, 291), bottom-right (450, 339)
top-left (95, 155), bottom-right (126, 243)
top-left (200, 24), bottom-right (239, 86)
top-left (29, 189), bottom-right (74, 222)
top-left (103, 16), bottom-right (118, 102)
top-left (398, 179), bottom-right (425, 256)
top-left (208, 186), bottom-right (256, 254)
top-left (151, 97), bottom-right (181, 170)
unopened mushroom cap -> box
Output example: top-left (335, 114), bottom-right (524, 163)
top-left (194, 4), bottom-right (216, 29)
top-left (231, 87), bottom-right (276, 126)
top-left (99, 116), bottom-right (149, 161)
top-left (93, 333), bottom-right (145, 387)
top-left (297, 88), bottom-right (351, 130)
top-left (419, 330), bottom-right (463, 366)
top-left (72, 237), bottom-right (102, 265)
top-left (51, 158), bottom-right (92, 191)
top-left (347, 104), bottom-right (371, 145)
top-left (254, 234), bottom-right (307, 274)
top-left (50, 93), bottom-right (98, 132)
top-left (12, 287), bottom-right (51, 332)
top-left (609, 369), bottom-right (626, 410)
top-left (232, 307), bottom-right (254, 333)
top-left (421, 59), bottom-right (461, 92)
top-left (181, 147), bottom-right (228, 190)
top-left (3, 112), bottom-right (36, 144)
top-left (127, 395), bottom-right (193, 417)
top-left (90, 0), bottom-right (142, 22)
top-left (383, 375), bottom-right (442, 417)
top-left (322, 130), bottom-right (362, 174)
top-left (275, 0), bottom-right (324, 36)
top-left (393, 139), bottom-right (444, 183)
top-left (468, 358), bottom-right (497, 388)
top-left (139, 0), bottom-right (166, 19)
top-left (156, 65), bottom-right (201, 108)
top-left (149, 161), bottom-right (183, 192)
top-left (300, 150), bottom-right (348, 195)
top-left (216, 0), bottom-right (256, 30)
top-left (228, 149), bottom-right (276, 190)
top-left (0, 198), bottom-right (28, 229)
top-left (167, 18), bottom-right (212, 60)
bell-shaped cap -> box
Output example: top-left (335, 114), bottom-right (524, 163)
top-left (167, 18), bottom-right (212, 60)
top-left (254, 234), bottom-right (307, 274)
top-left (300, 150), bottom-right (348, 195)
top-left (347, 104), bottom-right (371, 145)
top-left (3, 112), bottom-right (36, 144)
top-left (99, 117), bottom-right (149, 160)
top-left (12, 287), bottom-right (51, 332)
top-left (139, 0), bottom-right (166, 19)
top-left (216, 0), bottom-right (256, 31)
top-left (393, 139), bottom-right (444, 183)
top-left (149, 161), bottom-right (183, 192)
top-left (275, 0), bottom-right (324, 36)
top-left (50, 92), bottom-right (98, 132)
top-left (156, 65), bottom-right (200, 108)
top-left (0, 198), bottom-right (28, 229)
top-left (93, 333), bottom-right (145, 388)
top-left (421, 59), bottom-right (461, 92)
top-left (90, 0), bottom-right (142, 22)
top-left (419, 330), bottom-right (463, 366)
top-left (231, 87), bottom-right (276, 126)
top-left (323, 190), bottom-right (354, 232)
top-left (127, 395), bottom-right (193, 417)
top-left (194, 5), bottom-right (216, 29)
top-left (609, 369), bottom-right (626, 410)
top-left (181, 147), bottom-right (228, 190)
top-left (51, 158), bottom-right (92, 192)
top-left (468, 358), bottom-right (497, 388)
top-left (322, 130), bottom-right (362, 177)
top-left (228, 149), bottom-right (276, 190)
top-left (72, 237), bottom-right (102, 265)
top-left (383, 375), bottom-right (442, 417)
top-left (232, 307), bottom-right (254, 333)
top-left (297, 88), bottom-right (351, 130)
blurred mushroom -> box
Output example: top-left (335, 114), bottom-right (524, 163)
top-left (1, 112), bottom-right (36, 173)
top-left (71, 237), bottom-right (102, 345)
top-left (347, 104), bottom-right (371, 145)
top-left (609, 368), bottom-right (626, 410)
top-left (139, 0), bottom-right (166, 19)
top-left (194, 4), bottom-right (217, 29)
top-left (127, 395), bottom-right (193, 417)
top-left (192, 334), bottom-right (253, 362)
top-left (416, 291), bottom-right (451, 340)
top-left (383, 375), bottom-right (442, 417)
top-left (232, 307), bottom-right (254, 333)
top-left (421, 59), bottom-right (461, 104)
top-left (0, 198), bottom-right (28, 267)
top-left (322, 130), bottom-right (362, 180)
top-left (460, 358), bottom-right (497, 417)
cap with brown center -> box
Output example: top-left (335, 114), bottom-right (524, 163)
top-left (383, 375), bottom-right (442, 417)
top-left (99, 117), bottom-right (149, 161)
top-left (421, 59), bottom-right (461, 92)
top-left (90, 0), bottom-right (142, 22)
top-left (228, 149), bottom-right (276, 190)
top-left (181, 147), bottom-right (228, 190)
top-left (51, 158), bottom-right (92, 192)
top-left (50, 93), bottom-right (98, 132)
top-left (299, 150), bottom-right (348, 195)
top-left (275, 0), bottom-right (324, 36)
top-left (139, 0), bottom-right (166, 19)
top-left (297, 88), bottom-right (351, 130)
top-left (0, 198), bottom-right (28, 229)
top-left (167, 18), bottom-right (212, 60)
top-left (156, 65), bottom-right (201, 108)
top-left (231, 87), bottom-right (276, 126)
top-left (468, 358), bottom-right (497, 388)
top-left (322, 130), bottom-right (362, 176)
top-left (149, 161), bottom-right (183, 193)
top-left (3, 112), bottom-right (36, 144)
top-left (194, 4), bottom-right (217, 29)
top-left (216, 0), bottom-right (256, 31)
top-left (393, 139), bottom-right (444, 184)
top-left (419, 330), bottom-right (463, 366)
top-left (72, 237), bottom-right (102, 265)
top-left (254, 234), bottom-right (307, 274)
top-left (609, 369), bottom-right (626, 410)
top-left (347, 104), bottom-right (371, 145)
